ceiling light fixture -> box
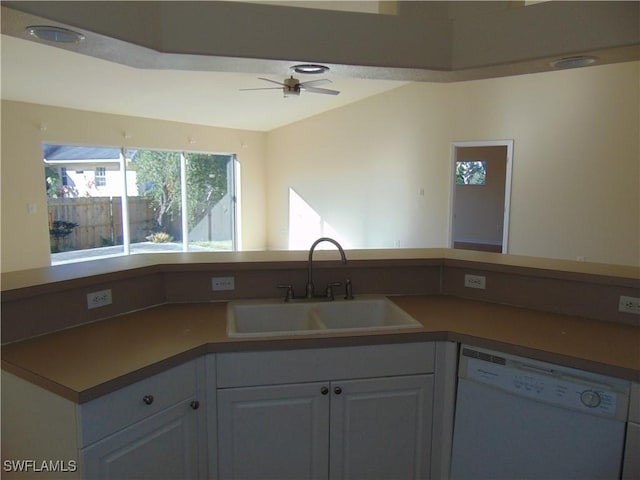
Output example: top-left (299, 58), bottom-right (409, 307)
top-left (292, 64), bottom-right (330, 74)
top-left (26, 25), bottom-right (85, 43)
top-left (549, 56), bottom-right (597, 69)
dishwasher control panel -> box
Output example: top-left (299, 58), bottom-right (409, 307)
top-left (460, 347), bottom-right (630, 420)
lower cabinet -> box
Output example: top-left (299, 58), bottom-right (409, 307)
top-left (216, 342), bottom-right (435, 480)
top-left (622, 382), bottom-right (640, 479)
top-left (1, 358), bottom-right (207, 480)
top-left (80, 398), bottom-right (203, 479)
top-left (329, 375), bottom-right (433, 480)
top-left (218, 382), bottom-right (329, 479)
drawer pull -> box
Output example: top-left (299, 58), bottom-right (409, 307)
top-left (334, 386), bottom-right (342, 395)
top-left (142, 395), bottom-right (154, 405)
top-left (320, 386), bottom-right (329, 395)
top-left (190, 400), bottom-right (200, 410)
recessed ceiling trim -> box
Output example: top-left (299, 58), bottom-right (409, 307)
top-left (292, 64), bottom-right (329, 74)
top-left (549, 55), bottom-right (598, 69)
top-left (26, 25), bottom-right (84, 43)
top-left (2, 6), bottom-right (638, 84)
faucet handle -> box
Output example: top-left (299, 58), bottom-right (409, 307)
top-left (277, 284), bottom-right (295, 302)
top-left (325, 282), bottom-right (342, 301)
top-left (344, 278), bottom-right (354, 300)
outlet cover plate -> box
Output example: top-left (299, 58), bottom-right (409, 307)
top-left (464, 274), bottom-right (486, 290)
top-left (212, 276), bottom-right (235, 291)
top-left (87, 289), bottom-right (112, 309)
top-left (618, 296), bottom-right (640, 315)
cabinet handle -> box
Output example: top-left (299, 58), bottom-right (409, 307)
top-left (320, 386), bottom-right (329, 395)
top-left (142, 395), bottom-right (154, 405)
top-left (334, 386), bottom-right (342, 395)
top-left (190, 400), bottom-right (200, 410)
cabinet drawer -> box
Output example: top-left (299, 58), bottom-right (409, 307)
top-left (217, 342), bottom-right (435, 388)
top-left (80, 360), bottom-right (197, 446)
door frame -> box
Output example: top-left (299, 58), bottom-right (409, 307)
top-left (448, 140), bottom-right (514, 254)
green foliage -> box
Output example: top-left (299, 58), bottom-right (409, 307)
top-left (45, 167), bottom-right (78, 198)
top-left (133, 150), bottom-right (181, 230)
top-left (456, 161), bottom-right (486, 185)
top-left (133, 150), bottom-right (231, 235)
top-left (184, 153), bottom-right (229, 230)
top-left (145, 231), bottom-right (174, 243)
top-left (49, 220), bottom-right (78, 253)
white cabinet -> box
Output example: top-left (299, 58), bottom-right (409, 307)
top-left (329, 375), bottom-right (433, 480)
top-left (217, 382), bottom-right (329, 479)
top-left (79, 358), bottom-right (208, 479)
top-left (216, 343), bottom-right (435, 480)
top-left (81, 399), bottom-right (201, 479)
top-left (623, 382), bottom-right (640, 479)
top-left (1, 358), bottom-right (207, 480)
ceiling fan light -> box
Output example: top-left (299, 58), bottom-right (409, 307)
top-left (549, 56), bottom-right (597, 69)
top-left (26, 25), bottom-right (85, 43)
top-left (292, 64), bottom-right (329, 74)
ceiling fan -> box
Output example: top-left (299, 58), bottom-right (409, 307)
top-left (240, 76), bottom-right (340, 97)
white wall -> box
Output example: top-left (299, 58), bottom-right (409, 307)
top-left (1, 101), bottom-right (268, 272)
top-left (266, 62), bottom-right (639, 266)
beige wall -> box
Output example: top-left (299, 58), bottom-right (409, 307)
top-left (2, 61), bottom-right (638, 272)
top-left (266, 81), bottom-right (454, 250)
top-left (0, 101), bottom-right (268, 272)
top-left (450, 62), bottom-right (639, 265)
top-left (266, 62), bottom-right (639, 266)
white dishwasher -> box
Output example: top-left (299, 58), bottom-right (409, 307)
top-left (450, 345), bottom-right (630, 480)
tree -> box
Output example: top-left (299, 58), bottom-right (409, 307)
top-left (133, 150), bottom-right (181, 232)
top-left (184, 153), bottom-right (230, 231)
top-left (133, 150), bottom-right (230, 237)
top-left (456, 161), bottom-right (486, 185)
top-left (45, 167), bottom-right (78, 198)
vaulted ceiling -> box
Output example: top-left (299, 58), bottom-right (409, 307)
top-left (2, 1), bottom-right (638, 131)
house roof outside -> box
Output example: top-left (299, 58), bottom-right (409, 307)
top-left (43, 144), bottom-right (137, 162)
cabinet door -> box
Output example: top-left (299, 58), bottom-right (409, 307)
top-left (623, 422), bottom-right (640, 479)
top-left (81, 398), bottom-right (203, 479)
top-left (329, 374), bottom-right (434, 480)
top-left (217, 382), bottom-right (330, 480)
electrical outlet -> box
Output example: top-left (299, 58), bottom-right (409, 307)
top-left (618, 296), bottom-right (640, 315)
top-left (464, 274), bottom-right (486, 290)
top-left (87, 289), bottom-right (112, 309)
top-left (212, 276), bottom-right (235, 291)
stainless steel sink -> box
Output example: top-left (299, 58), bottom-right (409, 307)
top-left (227, 296), bottom-right (421, 338)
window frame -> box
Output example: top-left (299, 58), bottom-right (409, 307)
top-left (43, 144), bottom-right (239, 265)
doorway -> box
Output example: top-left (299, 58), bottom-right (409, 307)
top-left (450, 140), bottom-right (513, 254)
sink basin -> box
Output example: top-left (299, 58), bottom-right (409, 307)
top-left (312, 297), bottom-right (422, 331)
top-left (227, 296), bottom-right (422, 338)
top-left (227, 300), bottom-right (326, 337)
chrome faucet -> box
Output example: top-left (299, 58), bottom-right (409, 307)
top-left (306, 237), bottom-right (347, 299)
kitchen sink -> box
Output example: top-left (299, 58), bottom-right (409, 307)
top-left (227, 300), bottom-right (326, 337)
top-left (227, 296), bottom-right (422, 338)
top-left (312, 297), bottom-right (422, 331)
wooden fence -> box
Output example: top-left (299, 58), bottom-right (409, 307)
top-left (48, 197), bottom-right (155, 251)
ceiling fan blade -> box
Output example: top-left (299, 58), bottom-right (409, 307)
top-left (298, 79), bottom-right (331, 88)
top-left (257, 77), bottom-right (286, 86)
top-left (302, 86), bottom-right (340, 95)
top-left (239, 87), bottom-right (283, 91)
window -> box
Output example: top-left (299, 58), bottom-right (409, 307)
top-left (94, 167), bottom-right (106, 187)
top-left (43, 144), bottom-right (238, 264)
top-left (456, 160), bottom-right (487, 185)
